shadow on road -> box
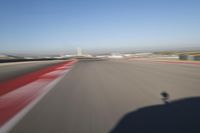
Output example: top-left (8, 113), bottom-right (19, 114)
top-left (110, 97), bottom-right (200, 133)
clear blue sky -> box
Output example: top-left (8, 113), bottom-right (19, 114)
top-left (0, 0), bottom-right (200, 53)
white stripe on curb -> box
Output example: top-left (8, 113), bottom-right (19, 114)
top-left (0, 69), bottom-right (70, 133)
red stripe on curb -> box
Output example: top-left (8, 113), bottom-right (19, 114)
top-left (129, 59), bottom-right (200, 66)
top-left (0, 59), bottom-right (77, 127)
top-left (0, 80), bottom-right (48, 126)
top-left (0, 60), bottom-right (76, 96)
top-left (155, 60), bottom-right (200, 66)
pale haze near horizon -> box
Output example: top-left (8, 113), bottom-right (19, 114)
top-left (0, 0), bottom-right (200, 54)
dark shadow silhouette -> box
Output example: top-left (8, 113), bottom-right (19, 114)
top-left (110, 97), bottom-right (200, 133)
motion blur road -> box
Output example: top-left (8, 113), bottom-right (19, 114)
top-left (3, 59), bottom-right (200, 133)
top-left (0, 60), bottom-right (64, 82)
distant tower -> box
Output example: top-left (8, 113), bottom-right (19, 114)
top-left (77, 47), bottom-right (82, 56)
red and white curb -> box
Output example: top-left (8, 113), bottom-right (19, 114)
top-left (0, 60), bottom-right (77, 133)
top-left (128, 58), bottom-right (200, 66)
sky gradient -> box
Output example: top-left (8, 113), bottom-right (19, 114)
top-left (0, 0), bottom-right (200, 53)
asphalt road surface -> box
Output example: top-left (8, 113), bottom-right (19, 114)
top-left (7, 59), bottom-right (200, 133)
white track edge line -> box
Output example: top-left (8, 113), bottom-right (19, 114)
top-left (0, 70), bottom-right (70, 133)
